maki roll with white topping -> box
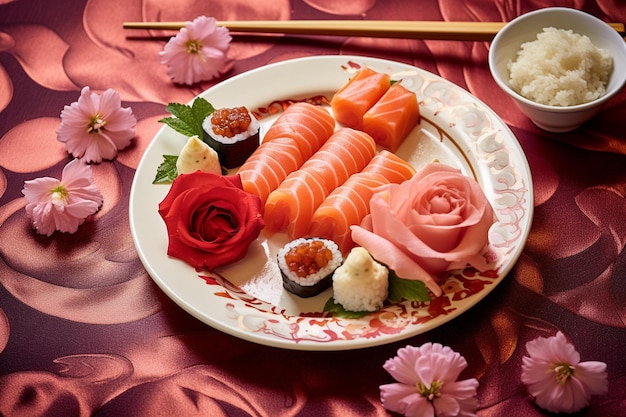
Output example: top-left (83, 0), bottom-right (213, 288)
top-left (202, 106), bottom-right (260, 169)
top-left (277, 238), bottom-right (343, 298)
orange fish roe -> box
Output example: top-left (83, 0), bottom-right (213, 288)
top-left (211, 107), bottom-right (252, 138)
top-left (284, 240), bottom-right (333, 278)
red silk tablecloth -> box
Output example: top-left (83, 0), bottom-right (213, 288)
top-left (1, 1), bottom-right (625, 416)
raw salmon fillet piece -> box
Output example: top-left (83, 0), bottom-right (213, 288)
top-left (239, 103), bottom-right (335, 204)
top-left (239, 138), bottom-right (306, 205)
top-left (262, 102), bottom-right (335, 157)
top-left (330, 66), bottom-right (391, 130)
top-left (362, 83), bottom-right (420, 152)
top-left (264, 128), bottom-right (377, 239)
top-left (307, 151), bottom-right (416, 254)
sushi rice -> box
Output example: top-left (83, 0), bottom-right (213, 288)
top-left (277, 237), bottom-right (343, 288)
top-left (332, 247), bottom-right (388, 312)
top-left (202, 110), bottom-right (260, 145)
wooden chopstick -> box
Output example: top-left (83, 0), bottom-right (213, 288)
top-left (123, 20), bottom-right (626, 41)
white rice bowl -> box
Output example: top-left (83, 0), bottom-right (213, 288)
top-left (507, 27), bottom-right (613, 106)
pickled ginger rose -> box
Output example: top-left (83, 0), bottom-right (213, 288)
top-left (351, 163), bottom-right (496, 297)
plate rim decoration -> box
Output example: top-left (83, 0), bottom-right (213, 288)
top-left (129, 55), bottom-right (534, 351)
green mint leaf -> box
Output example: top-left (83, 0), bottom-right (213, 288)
top-left (153, 155), bottom-right (179, 184)
top-left (191, 97), bottom-right (215, 129)
top-left (158, 117), bottom-right (198, 137)
top-left (160, 98), bottom-right (215, 138)
top-left (387, 270), bottom-right (430, 303)
top-left (323, 297), bottom-right (371, 319)
top-left (165, 102), bottom-right (195, 120)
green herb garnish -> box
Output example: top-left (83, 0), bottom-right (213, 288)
top-left (153, 154), bottom-right (178, 184)
top-left (153, 97), bottom-right (216, 184)
top-left (323, 298), bottom-right (371, 319)
top-left (387, 270), bottom-right (430, 303)
top-left (159, 97), bottom-right (215, 138)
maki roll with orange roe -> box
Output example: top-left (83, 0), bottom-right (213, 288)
top-left (277, 238), bottom-right (343, 298)
top-left (202, 106), bottom-right (260, 169)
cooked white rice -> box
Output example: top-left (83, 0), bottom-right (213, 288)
top-left (507, 27), bottom-right (613, 106)
top-left (277, 238), bottom-right (342, 286)
top-left (332, 247), bottom-right (388, 312)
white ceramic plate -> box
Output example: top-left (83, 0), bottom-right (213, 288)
top-left (130, 55), bottom-right (533, 351)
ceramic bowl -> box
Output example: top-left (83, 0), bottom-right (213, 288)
top-left (488, 7), bottom-right (626, 132)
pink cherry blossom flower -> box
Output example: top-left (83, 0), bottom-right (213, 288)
top-left (380, 343), bottom-right (479, 417)
top-left (57, 86), bottom-right (137, 163)
top-left (159, 16), bottom-right (232, 85)
top-left (22, 159), bottom-right (103, 236)
top-left (521, 331), bottom-right (608, 414)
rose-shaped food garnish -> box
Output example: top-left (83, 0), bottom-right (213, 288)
top-left (158, 172), bottom-right (264, 270)
top-left (351, 163), bottom-right (496, 297)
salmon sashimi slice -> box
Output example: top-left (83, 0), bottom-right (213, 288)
top-left (262, 102), bottom-right (335, 157)
top-left (362, 83), bottom-right (420, 152)
top-left (264, 128), bottom-right (377, 239)
top-left (238, 138), bottom-right (305, 205)
top-left (238, 103), bottom-right (335, 204)
top-left (330, 66), bottom-right (391, 130)
top-left (308, 151), bottom-right (416, 254)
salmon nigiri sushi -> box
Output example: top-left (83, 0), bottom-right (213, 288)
top-left (362, 83), bottom-right (420, 152)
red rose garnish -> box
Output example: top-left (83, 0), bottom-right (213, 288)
top-left (158, 172), bottom-right (264, 270)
